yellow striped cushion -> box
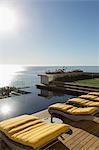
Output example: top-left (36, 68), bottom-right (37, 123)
top-left (92, 97), bottom-right (99, 102)
top-left (88, 92), bottom-right (99, 96)
top-left (79, 95), bottom-right (98, 100)
top-left (49, 104), bottom-right (97, 115)
top-left (0, 115), bottom-right (70, 149)
top-left (49, 103), bottom-right (73, 111)
top-left (85, 101), bottom-right (99, 107)
top-left (67, 107), bottom-right (97, 115)
top-left (80, 94), bottom-right (99, 102)
top-left (68, 98), bottom-right (89, 104)
top-left (0, 115), bottom-right (38, 133)
top-left (68, 98), bottom-right (99, 107)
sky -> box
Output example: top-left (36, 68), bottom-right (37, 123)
top-left (0, 0), bottom-right (99, 66)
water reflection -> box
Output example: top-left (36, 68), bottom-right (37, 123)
top-left (0, 100), bottom-right (15, 120)
top-left (0, 88), bottom-right (75, 121)
top-left (0, 104), bottom-right (11, 115)
top-left (38, 89), bottom-right (68, 98)
top-left (0, 65), bottom-right (25, 87)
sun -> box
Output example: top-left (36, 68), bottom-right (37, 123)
top-left (0, 6), bottom-right (17, 33)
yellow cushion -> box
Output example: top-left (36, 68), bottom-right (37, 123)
top-left (67, 107), bottom-right (97, 115)
top-left (49, 103), bottom-right (73, 111)
top-left (68, 98), bottom-right (99, 107)
top-left (0, 115), bottom-right (70, 149)
top-left (13, 124), bottom-right (69, 149)
top-left (0, 115), bottom-right (38, 133)
top-left (85, 101), bottom-right (99, 107)
top-left (49, 104), bottom-right (78, 113)
top-left (79, 95), bottom-right (98, 100)
top-left (49, 103), bottom-right (97, 115)
top-left (68, 98), bottom-right (89, 104)
top-left (80, 94), bottom-right (99, 102)
top-left (88, 92), bottom-right (99, 96)
top-left (8, 120), bottom-right (43, 135)
top-left (92, 97), bottom-right (99, 102)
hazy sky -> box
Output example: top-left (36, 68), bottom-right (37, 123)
top-left (0, 0), bottom-right (99, 66)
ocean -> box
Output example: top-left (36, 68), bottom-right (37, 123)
top-left (0, 65), bottom-right (99, 121)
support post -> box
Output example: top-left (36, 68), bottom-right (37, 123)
top-left (51, 115), bottom-right (53, 123)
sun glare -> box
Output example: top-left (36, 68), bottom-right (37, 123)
top-left (0, 104), bottom-right (11, 115)
top-left (0, 65), bottom-right (24, 87)
top-left (0, 5), bottom-right (17, 33)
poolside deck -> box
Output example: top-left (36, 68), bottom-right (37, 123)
top-left (0, 109), bottom-right (99, 150)
top-left (34, 109), bottom-right (99, 150)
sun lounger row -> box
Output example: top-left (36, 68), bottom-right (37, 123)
top-left (48, 92), bottom-right (99, 122)
top-left (68, 92), bottom-right (99, 107)
top-left (0, 92), bottom-right (99, 149)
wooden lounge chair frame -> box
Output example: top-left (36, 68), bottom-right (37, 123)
top-left (0, 129), bottom-right (72, 150)
top-left (49, 109), bottom-right (97, 122)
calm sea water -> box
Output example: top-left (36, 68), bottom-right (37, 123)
top-left (0, 65), bottom-right (99, 121)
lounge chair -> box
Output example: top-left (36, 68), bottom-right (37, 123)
top-left (48, 103), bottom-right (98, 121)
top-left (88, 92), bottom-right (99, 97)
top-left (0, 115), bottom-right (72, 150)
top-left (79, 95), bottom-right (99, 102)
top-left (68, 97), bottom-right (99, 107)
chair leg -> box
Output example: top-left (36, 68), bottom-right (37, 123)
top-left (66, 129), bottom-right (73, 135)
top-left (60, 135), bottom-right (65, 140)
top-left (51, 115), bottom-right (54, 123)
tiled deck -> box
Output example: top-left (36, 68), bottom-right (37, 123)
top-left (0, 109), bottom-right (99, 150)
